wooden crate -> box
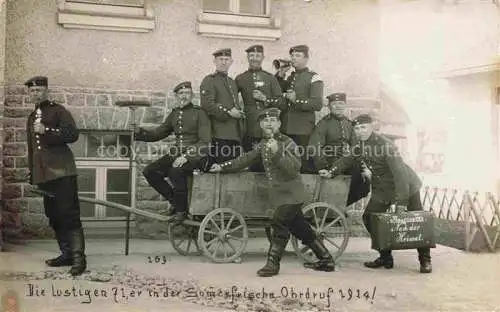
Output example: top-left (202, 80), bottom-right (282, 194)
top-left (188, 172), bottom-right (351, 217)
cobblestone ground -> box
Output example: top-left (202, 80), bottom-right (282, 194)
top-left (1, 237), bottom-right (499, 312)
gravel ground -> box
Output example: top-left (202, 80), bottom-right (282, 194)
top-left (1, 237), bottom-right (499, 312)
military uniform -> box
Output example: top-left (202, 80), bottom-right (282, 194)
top-left (235, 45), bottom-right (284, 172)
top-left (200, 48), bottom-right (243, 164)
top-left (217, 107), bottom-right (335, 277)
top-left (25, 76), bottom-right (86, 276)
top-left (137, 81), bottom-right (211, 221)
top-left (282, 45), bottom-right (324, 173)
top-left (309, 92), bottom-right (370, 206)
top-left (328, 114), bottom-right (432, 273)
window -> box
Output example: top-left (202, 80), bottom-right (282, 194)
top-left (68, 0), bottom-right (145, 7)
top-left (76, 163), bottom-right (131, 220)
top-left (69, 131), bottom-right (136, 226)
top-left (202, 0), bottom-right (268, 16)
top-left (197, 0), bottom-right (281, 41)
top-left (57, 0), bottom-right (154, 33)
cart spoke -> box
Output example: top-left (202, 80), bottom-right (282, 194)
top-left (228, 224), bottom-right (244, 233)
top-left (324, 216), bottom-right (341, 229)
top-left (221, 241), bottom-right (228, 258)
top-left (320, 208), bottom-right (328, 228)
top-left (211, 241), bottom-right (222, 258)
top-left (225, 214), bottom-right (236, 230)
top-left (225, 240), bottom-right (238, 253)
top-left (210, 218), bottom-right (222, 232)
top-left (324, 237), bottom-right (341, 250)
top-left (175, 237), bottom-right (187, 246)
top-left (203, 229), bottom-right (219, 236)
top-left (220, 211), bottom-right (225, 229)
top-left (186, 237), bottom-right (192, 252)
top-left (227, 234), bottom-right (245, 242)
top-left (312, 208), bottom-right (320, 229)
top-left (206, 237), bottom-right (218, 248)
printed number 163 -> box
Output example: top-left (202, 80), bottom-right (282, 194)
top-left (147, 256), bottom-right (168, 264)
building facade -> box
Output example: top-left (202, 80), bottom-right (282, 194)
top-left (1, 0), bottom-right (383, 241)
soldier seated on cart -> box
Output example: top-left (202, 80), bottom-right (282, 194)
top-left (135, 81), bottom-right (212, 224)
top-left (209, 107), bottom-right (336, 277)
top-left (319, 114), bottom-right (432, 273)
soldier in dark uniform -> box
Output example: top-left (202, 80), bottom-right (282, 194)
top-left (210, 107), bottom-right (335, 277)
top-left (281, 45), bottom-right (324, 173)
top-left (320, 114), bottom-right (432, 273)
top-left (235, 44), bottom-right (284, 172)
top-left (309, 92), bottom-right (370, 206)
top-left (136, 81), bottom-right (212, 223)
top-left (25, 76), bottom-right (87, 276)
top-left (200, 48), bottom-right (244, 165)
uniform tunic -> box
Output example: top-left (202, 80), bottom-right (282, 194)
top-left (330, 133), bottom-right (422, 206)
top-left (281, 67), bottom-right (324, 136)
top-left (218, 133), bottom-right (307, 207)
top-left (136, 103), bottom-right (211, 162)
top-left (235, 68), bottom-right (284, 138)
top-left (308, 114), bottom-right (356, 171)
top-left (200, 71), bottom-right (243, 141)
top-left (26, 100), bottom-right (79, 185)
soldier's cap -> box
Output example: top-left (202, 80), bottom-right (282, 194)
top-left (245, 44), bottom-right (264, 53)
top-left (24, 76), bottom-right (48, 88)
top-left (352, 114), bottom-right (373, 126)
top-left (173, 81), bottom-right (192, 93)
top-left (326, 92), bottom-right (346, 102)
top-left (289, 45), bottom-right (309, 57)
top-left (213, 48), bottom-right (232, 57)
top-left (258, 107), bottom-right (281, 121)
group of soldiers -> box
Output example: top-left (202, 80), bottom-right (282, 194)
top-left (24, 43), bottom-right (431, 278)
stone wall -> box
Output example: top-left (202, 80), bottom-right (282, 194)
top-left (2, 85), bottom-right (379, 239)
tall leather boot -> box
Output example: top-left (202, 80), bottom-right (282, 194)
top-left (364, 249), bottom-right (393, 269)
top-left (46, 229), bottom-right (73, 267)
top-left (69, 228), bottom-right (87, 276)
top-left (418, 248), bottom-right (432, 273)
top-left (303, 238), bottom-right (335, 272)
top-left (257, 238), bottom-right (287, 277)
top-left (169, 191), bottom-right (188, 225)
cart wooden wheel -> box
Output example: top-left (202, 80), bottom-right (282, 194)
top-left (168, 221), bottom-right (202, 256)
top-left (197, 208), bottom-right (248, 263)
top-left (291, 202), bottom-right (349, 262)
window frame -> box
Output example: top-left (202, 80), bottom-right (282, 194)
top-left (57, 0), bottom-right (155, 33)
top-left (202, 0), bottom-right (271, 17)
top-left (76, 160), bottom-right (135, 223)
top-left (197, 0), bottom-right (281, 41)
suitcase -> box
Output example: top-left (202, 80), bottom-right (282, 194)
top-left (370, 210), bottom-right (436, 250)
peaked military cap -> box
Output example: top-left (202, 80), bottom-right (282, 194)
top-left (258, 107), bottom-right (281, 121)
top-left (289, 45), bottom-right (309, 56)
top-left (326, 92), bottom-right (346, 102)
top-left (213, 48), bottom-right (232, 57)
top-left (24, 76), bottom-right (48, 88)
top-left (173, 81), bottom-right (192, 93)
top-left (245, 44), bottom-right (264, 53)
top-left (352, 114), bottom-right (373, 126)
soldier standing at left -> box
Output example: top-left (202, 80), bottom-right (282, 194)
top-left (235, 44), bottom-right (284, 172)
top-left (25, 76), bottom-right (87, 276)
